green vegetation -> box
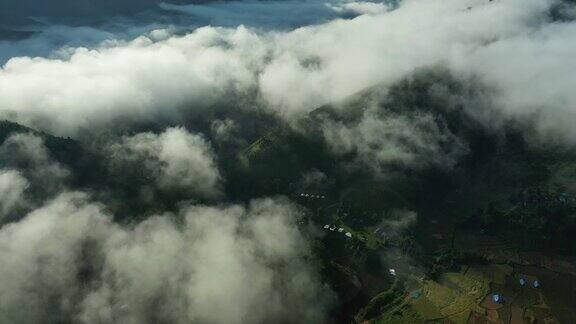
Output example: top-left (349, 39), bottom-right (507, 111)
top-left (4, 67), bottom-right (576, 323)
top-left (355, 279), bottom-right (404, 323)
top-left (232, 70), bottom-right (576, 323)
top-left (360, 264), bottom-right (573, 324)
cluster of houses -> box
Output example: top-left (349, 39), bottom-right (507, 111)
top-left (492, 276), bottom-right (540, 305)
top-left (519, 276), bottom-right (540, 288)
top-left (323, 224), bottom-right (352, 238)
top-left (298, 193), bottom-right (326, 199)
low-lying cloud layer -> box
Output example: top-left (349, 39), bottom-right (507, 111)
top-left (111, 127), bottom-right (222, 198)
top-left (320, 107), bottom-right (467, 174)
top-left (1, 1), bottom-right (576, 322)
top-left (0, 126), bottom-right (334, 322)
top-left (1, 0), bottom-right (575, 144)
top-left (0, 169), bottom-right (28, 219)
top-left (0, 193), bottom-right (330, 323)
top-left (0, 133), bottom-right (70, 196)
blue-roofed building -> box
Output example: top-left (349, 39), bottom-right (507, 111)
top-left (492, 294), bottom-right (503, 304)
top-left (533, 280), bottom-right (540, 288)
top-left (519, 278), bottom-right (526, 286)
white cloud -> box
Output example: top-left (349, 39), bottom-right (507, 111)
top-left (328, 1), bottom-right (390, 15)
top-left (112, 127), bottom-right (222, 197)
top-left (451, 20), bottom-right (576, 142)
top-left (320, 105), bottom-right (467, 174)
top-left (0, 170), bottom-right (28, 219)
top-left (378, 209), bottom-right (418, 238)
top-left (211, 118), bottom-right (239, 142)
top-left (0, 26), bottom-right (265, 134)
top-left (0, 133), bottom-right (70, 195)
top-left (0, 192), bottom-right (113, 323)
top-left (2, 0), bottom-right (572, 142)
top-left (0, 192), bottom-right (331, 323)
top-left (1, 1), bottom-right (574, 321)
